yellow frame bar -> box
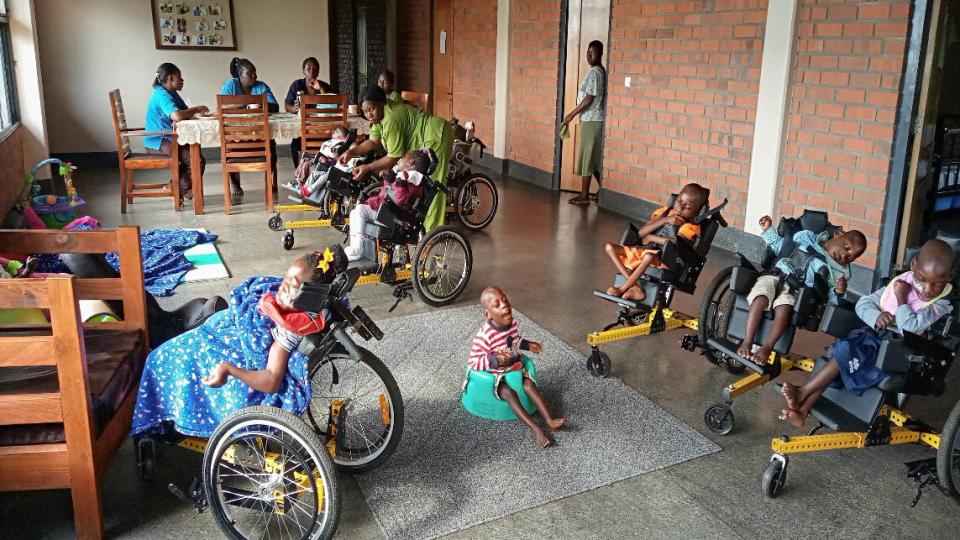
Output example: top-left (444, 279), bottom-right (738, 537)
top-left (355, 267), bottom-right (412, 286)
top-left (286, 219), bottom-right (337, 230)
top-left (586, 309), bottom-right (698, 345)
top-left (274, 203), bottom-right (320, 212)
top-left (721, 354), bottom-right (815, 401)
top-left (771, 406), bottom-right (940, 454)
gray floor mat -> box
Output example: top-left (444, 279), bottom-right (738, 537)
top-left (354, 305), bottom-right (721, 539)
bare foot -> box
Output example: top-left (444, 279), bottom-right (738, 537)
top-left (547, 417), bottom-right (567, 432)
top-left (750, 344), bottom-right (772, 365)
top-left (622, 286), bottom-right (646, 302)
top-left (778, 408), bottom-right (806, 428)
top-left (568, 195), bottom-right (590, 206)
top-left (737, 343), bottom-right (752, 359)
top-left (606, 286), bottom-right (623, 297)
top-left (781, 383), bottom-right (800, 411)
top-left (531, 427), bottom-right (552, 448)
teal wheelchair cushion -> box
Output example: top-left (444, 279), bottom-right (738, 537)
top-left (461, 356), bottom-right (538, 421)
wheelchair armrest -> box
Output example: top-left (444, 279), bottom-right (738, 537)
top-left (730, 265), bottom-right (758, 295)
top-left (819, 304), bottom-right (866, 338)
top-left (620, 222), bottom-right (641, 247)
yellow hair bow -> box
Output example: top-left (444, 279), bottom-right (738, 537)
top-left (315, 247), bottom-right (335, 273)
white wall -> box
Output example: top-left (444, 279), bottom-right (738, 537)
top-left (35, 0), bottom-right (330, 154)
top-left (9, 0), bottom-right (48, 171)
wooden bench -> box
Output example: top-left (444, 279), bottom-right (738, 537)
top-left (0, 227), bottom-right (149, 539)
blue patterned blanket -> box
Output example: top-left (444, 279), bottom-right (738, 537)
top-left (130, 276), bottom-right (312, 438)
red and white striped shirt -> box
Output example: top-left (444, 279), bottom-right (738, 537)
top-left (468, 320), bottom-right (528, 372)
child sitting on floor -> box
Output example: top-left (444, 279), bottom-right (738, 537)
top-left (737, 216), bottom-right (867, 364)
top-left (130, 246), bottom-right (348, 438)
top-left (468, 286), bottom-right (567, 448)
top-left (778, 239), bottom-right (955, 427)
top-left (344, 148), bottom-right (436, 262)
top-left (603, 183), bottom-right (709, 301)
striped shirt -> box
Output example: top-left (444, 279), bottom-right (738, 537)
top-left (468, 320), bottom-right (529, 372)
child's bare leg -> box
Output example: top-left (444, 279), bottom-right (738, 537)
top-left (779, 358), bottom-right (841, 426)
top-left (738, 296), bottom-right (768, 358)
top-left (751, 304), bottom-right (792, 364)
top-left (498, 383), bottom-right (551, 448)
top-left (617, 253), bottom-right (656, 300)
top-left (604, 244), bottom-right (632, 279)
top-left (522, 378), bottom-right (566, 431)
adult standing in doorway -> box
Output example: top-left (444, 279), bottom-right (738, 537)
top-left (285, 57), bottom-right (332, 168)
top-left (338, 86), bottom-right (453, 231)
top-left (560, 40), bottom-right (606, 205)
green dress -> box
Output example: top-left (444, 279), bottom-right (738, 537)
top-left (369, 101), bottom-right (453, 231)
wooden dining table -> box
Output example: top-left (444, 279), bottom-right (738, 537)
top-left (176, 112), bottom-right (371, 214)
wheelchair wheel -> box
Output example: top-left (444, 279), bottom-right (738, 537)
top-left (697, 267), bottom-right (745, 373)
top-left (268, 215), bottom-right (283, 232)
top-left (135, 437), bottom-right (157, 481)
top-left (936, 399), bottom-right (960, 497)
top-left (586, 350), bottom-right (611, 378)
top-left (456, 174), bottom-right (498, 231)
top-left (412, 225), bottom-right (473, 307)
top-left (704, 403), bottom-right (735, 435)
top-left (305, 345), bottom-right (403, 473)
top-left (761, 455), bottom-right (788, 498)
top-left (203, 406), bottom-right (340, 540)
top-left (283, 230), bottom-right (295, 251)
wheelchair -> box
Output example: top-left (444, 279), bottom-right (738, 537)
top-left (134, 267), bottom-right (403, 539)
top-left (760, 234), bottom-right (960, 501)
top-left (585, 192), bottom-right (728, 377)
top-left (446, 133), bottom-right (498, 231)
top-left (682, 209), bottom-right (842, 435)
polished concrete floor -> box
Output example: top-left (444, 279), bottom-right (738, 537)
top-left (2, 159), bottom-right (959, 538)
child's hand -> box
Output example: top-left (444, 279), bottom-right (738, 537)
top-left (893, 279), bottom-right (911, 305)
top-left (201, 362), bottom-right (230, 388)
top-left (834, 276), bottom-right (847, 295)
top-left (663, 214), bottom-right (684, 227)
top-left (759, 215), bottom-right (772, 231)
top-left (527, 341), bottom-right (542, 354)
top-left (875, 311), bottom-right (895, 330)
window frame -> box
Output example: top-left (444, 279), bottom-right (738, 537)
top-left (0, 3), bottom-right (21, 139)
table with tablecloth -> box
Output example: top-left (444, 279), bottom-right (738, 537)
top-left (176, 112), bottom-right (370, 214)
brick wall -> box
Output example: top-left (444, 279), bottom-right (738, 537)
top-left (452, 0), bottom-right (498, 145)
top-left (604, 0), bottom-right (768, 230)
top-left (396, 0), bottom-right (431, 93)
top-left (329, 0), bottom-right (388, 103)
top-left (508, 0), bottom-right (563, 172)
top-left (780, 0), bottom-right (910, 268)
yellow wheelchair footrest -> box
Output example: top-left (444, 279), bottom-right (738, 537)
top-left (771, 426), bottom-right (931, 455)
top-left (586, 309), bottom-right (695, 345)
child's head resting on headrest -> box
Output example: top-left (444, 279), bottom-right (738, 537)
top-left (911, 238), bottom-right (957, 301)
top-left (276, 245), bottom-right (348, 310)
top-left (823, 229), bottom-right (867, 266)
top-left (671, 182), bottom-right (710, 221)
top-left (398, 148), bottom-right (438, 176)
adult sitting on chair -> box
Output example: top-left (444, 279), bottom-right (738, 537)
top-left (284, 56), bottom-right (332, 168)
top-left (220, 57), bottom-right (280, 202)
top-left (338, 85), bottom-right (454, 231)
top-left (144, 62), bottom-right (211, 201)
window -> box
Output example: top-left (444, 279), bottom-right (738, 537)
top-left (0, 0), bottom-right (19, 131)
top-left (356, 6), bottom-right (368, 92)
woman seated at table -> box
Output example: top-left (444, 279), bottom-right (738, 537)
top-left (338, 85), bottom-right (453, 231)
top-left (219, 57), bottom-right (280, 201)
top-left (377, 69), bottom-right (402, 104)
top-left (145, 62), bottom-right (210, 201)
top-left (285, 56), bottom-right (332, 168)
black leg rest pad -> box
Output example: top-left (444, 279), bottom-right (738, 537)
top-left (728, 295), bottom-right (796, 354)
top-left (704, 335), bottom-right (769, 376)
top-left (819, 304), bottom-right (866, 338)
top-left (809, 357), bottom-right (886, 432)
top-left (730, 266), bottom-right (758, 295)
top-left (0, 327), bottom-right (144, 446)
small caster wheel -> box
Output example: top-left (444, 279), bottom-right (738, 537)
top-left (586, 350), bottom-right (611, 378)
top-left (267, 215), bottom-right (283, 231)
top-left (761, 455), bottom-right (788, 498)
top-left (704, 403), bottom-right (735, 435)
top-left (721, 355), bottom-right (746, 374)
top-left (679, 334), bottom-right (698, 352)
top-left (282, 230), bottom-right (295, 250)
top-left (135, 437), bottom-right (157, 481)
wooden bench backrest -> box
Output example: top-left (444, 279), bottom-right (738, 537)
top-left (299, 93), bottom-right (348, 154)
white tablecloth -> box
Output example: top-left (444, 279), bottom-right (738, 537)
top-left (176, 112), bottom-right (370, 147)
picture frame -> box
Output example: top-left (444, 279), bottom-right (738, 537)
top-left (151, 0), bottom-right (237, 51)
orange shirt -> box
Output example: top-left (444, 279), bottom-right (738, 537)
top-left (650, 206), bottom-right (700, 241)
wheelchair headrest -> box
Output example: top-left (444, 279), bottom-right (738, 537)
top-left (901, 231), bottom-right (960, 270)
top-left (664, 190), bottom-right (722, 226)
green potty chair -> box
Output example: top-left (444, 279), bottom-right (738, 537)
top-left (461, 356), bottom-right (538, 421)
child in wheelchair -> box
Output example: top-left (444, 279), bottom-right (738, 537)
top-left (778, 238), bottom-right (955, 427)
top-left (130, 246), bottom-right (349, 438)
top-left (603, 182), bottom-right (709, 301)
top-left (344, 148), bottom-right (437, 262)
top-left (736, 215), bottom-right (867, 364)
top-left (284, 126), bottom-right (352, 200)
top-left (469, 286), bottom-right (566, 447)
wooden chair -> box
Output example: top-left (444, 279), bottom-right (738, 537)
top-left (108, 89), bottom-right (180, 213)
top-left (217, 94), bottom-right (274, 214)
top-left (299, 93), bottom-right (348, 156)
top-left (401, 90), bottom-right (430, 112)
top-left (0, 227), bottom-right (149, 539)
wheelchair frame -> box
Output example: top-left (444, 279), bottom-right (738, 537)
top-left (585, 196), bottom-right (728, 377)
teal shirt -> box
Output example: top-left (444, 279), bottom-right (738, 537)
top-left (219, 78), bottom-right (278, 105)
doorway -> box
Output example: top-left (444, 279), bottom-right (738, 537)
top-left (432, 0), bottom-right (453, 118)
top-left (898, 0), bottom-right (960, 259)
top-left (559, 0), bottom-right (610, 192)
